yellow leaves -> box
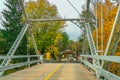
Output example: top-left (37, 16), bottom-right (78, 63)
top-left (93, 0), bottom-right (119, 55)
top-left (115, 52), bottom-right (120, 56)
top-left (109, 52), bottom-right (120, 76)
top-left (94, 0), bottom-right (118, 22)
top-left (93, 1), bottom-right (120, 76)
top-left (52, 46), bottom-right (59, 54)
top-left (54, 33), bottom-right (62, 45)
top-left (25, 1), bottom-right (37, 18)
top-left (46, 45), bottom-right (59, 58)
top-left (25, 0), bottom-right (58, 19)
top-left (109, 62), bottom-right (120, 76)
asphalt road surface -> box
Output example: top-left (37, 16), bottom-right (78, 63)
top-left (0, 63), bottom-right (98, 80)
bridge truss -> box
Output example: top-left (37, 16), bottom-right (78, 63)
top-left (0, 0), bottom-right (120, 80)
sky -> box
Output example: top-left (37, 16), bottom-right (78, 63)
top-left (0, 0), bottom-right (86, 41)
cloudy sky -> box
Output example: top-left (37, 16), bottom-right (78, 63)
top-left (0, 0), bottom-right (86, 41)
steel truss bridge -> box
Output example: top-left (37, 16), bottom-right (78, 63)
top-left (0, 0), bottom-right (120, 80)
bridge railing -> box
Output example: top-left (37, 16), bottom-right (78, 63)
top-left (81, 55), bottom-right (120, 80)
top-left (0, 55), bottom-right (40, 72)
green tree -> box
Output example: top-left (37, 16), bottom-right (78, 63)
top-left (0, 30), bottom-right (6, 53)
top-left (25, 0), bottom-right (65, 54)
top-left (68, 40), bottom-right (75, 51)
top-left (60, 32), bottom-right (69, 51)
top-left (1, 0), bottom-right (27, 58)
top-left (57, 32), bottom-right (69, 51)
top-left (0, 0), bottom-right (28, 75)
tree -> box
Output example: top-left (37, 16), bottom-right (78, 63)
top-left (68, 40), bottom-right (75, 51)
top-left (58, 32), bottom-right (69, 51)
top-left (25, 0), bottom-right (65, 55)
top-left (1, 0), bottom-right (27, 56)
top-left (93, 0), bottom-right (120, 76)
top-left (0, 30), bottom-right (6, 53)
top-left (0, 0), bottom-right (28, 75)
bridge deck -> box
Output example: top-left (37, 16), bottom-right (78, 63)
top-left (0, 63), bottom-right (98, 80)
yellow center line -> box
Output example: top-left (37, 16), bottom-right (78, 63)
top-left (44, 64), bottom-right (62, 80)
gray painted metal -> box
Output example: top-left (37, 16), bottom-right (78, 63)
top-left (30, 32), bottom-right (40, 63)
top-left (85, 23), bottom-right (100, 66)
top-left (30, 33), bottom-right (39, 55)
top-left (0, 24), bottom-right (29, 66)
top-left (105, 27), bottom-right (120, 70)
top-left (81, 55), bottom-right (120, 63)
top-left (0, 0), bottom-right (32, 76)
top-left (101, 3), bottom-right (120, 68)
top-left (1, 0), bottom-right (119, 80)
top-left (103, 3), bottom-right (120, 56)
top-left (81, 59), bottom-right (96, 71)
top-left (0, 55), bottom-right (40, 59)
top-left (85, 22), bottom-right (101, 78)
top-left (97, 67), bottom-right (120, 80)
top-left (0, 24), bottom-right (29, 76)
top-left (0, 60), bottom-right (41, 71)
top-left (20, 0), bottom-right (28, 21)
top-left (81, 55), bottom-right (120, 80)
top-left (29, 18), bottom-right (84, 22)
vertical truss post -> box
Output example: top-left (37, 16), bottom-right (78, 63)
top-left (27, 29), bottom-right (31, 68)
top-left (30, 31), bottom-right (39, 56)
top-left (85, 23), bottom-right (96, 64)
top-left (85, 0), bottom-right (101, 78)
top-left (85, 22), bottom-right (101, 79)
top-left (27, 50), bottom-right (30, 68)
top-left (82, 30), bottom-right (85, 54)
top-left (30, 29), bottom-right (40, 64)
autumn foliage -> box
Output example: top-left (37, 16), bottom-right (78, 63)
top-left (93, 0), bottom-right (120, 76)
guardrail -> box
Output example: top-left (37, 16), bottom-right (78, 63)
top-left (81, 55), bottom-right (120, 80)
top-left (0, 55), bottom-right (40, 59)
top-left (0, 55), bottom-right (63, 75)
top-left (0, 55), bottom-right (41, 74)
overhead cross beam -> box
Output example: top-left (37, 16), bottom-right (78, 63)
top-left (29, 18), bottom-right (85, 32)
top-left (29, 18), bottom-right (85, 22)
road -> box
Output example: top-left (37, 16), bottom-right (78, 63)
top-left (0, 63), bottom-right (98, 80)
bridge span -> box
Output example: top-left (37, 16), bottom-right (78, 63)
top-left (0, 63), bottom-right (97, 80)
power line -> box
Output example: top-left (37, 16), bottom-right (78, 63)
top-left (67, 0), bottom-right (81, 16)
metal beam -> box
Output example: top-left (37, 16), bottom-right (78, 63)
top-left (81, 59), bottom-right (96, 71)
top-left (86, 0), bottom-right (91, 21)
top-left (81, 55), bottom-right (120, 63)
top-left (97, 67), bottom-right (120, 80)
top-left (0, 1), bottom-right (29, 76)
top-left (20, 0), bottom-right (28, 21)
top-left (0, 55), bottom-right (40, 60)
top-left (30, 32), bottom-right (39, 55)
top-left (81, 55), bottom-right (120, 80)
top-left (29, 18), bottom-right (85, 22)
top-left (85, 23), bottom-right (97, 65)
top-left (104, 3), bottom-right (120, 56)
top-left (0, 60), bottom-right (41, 71)
top-left (104, 27), bottom-right (120, 70)
top-left (0, 24), bottom-right (29, 76)
top-left (101, 3), bottom-right (120, 69)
